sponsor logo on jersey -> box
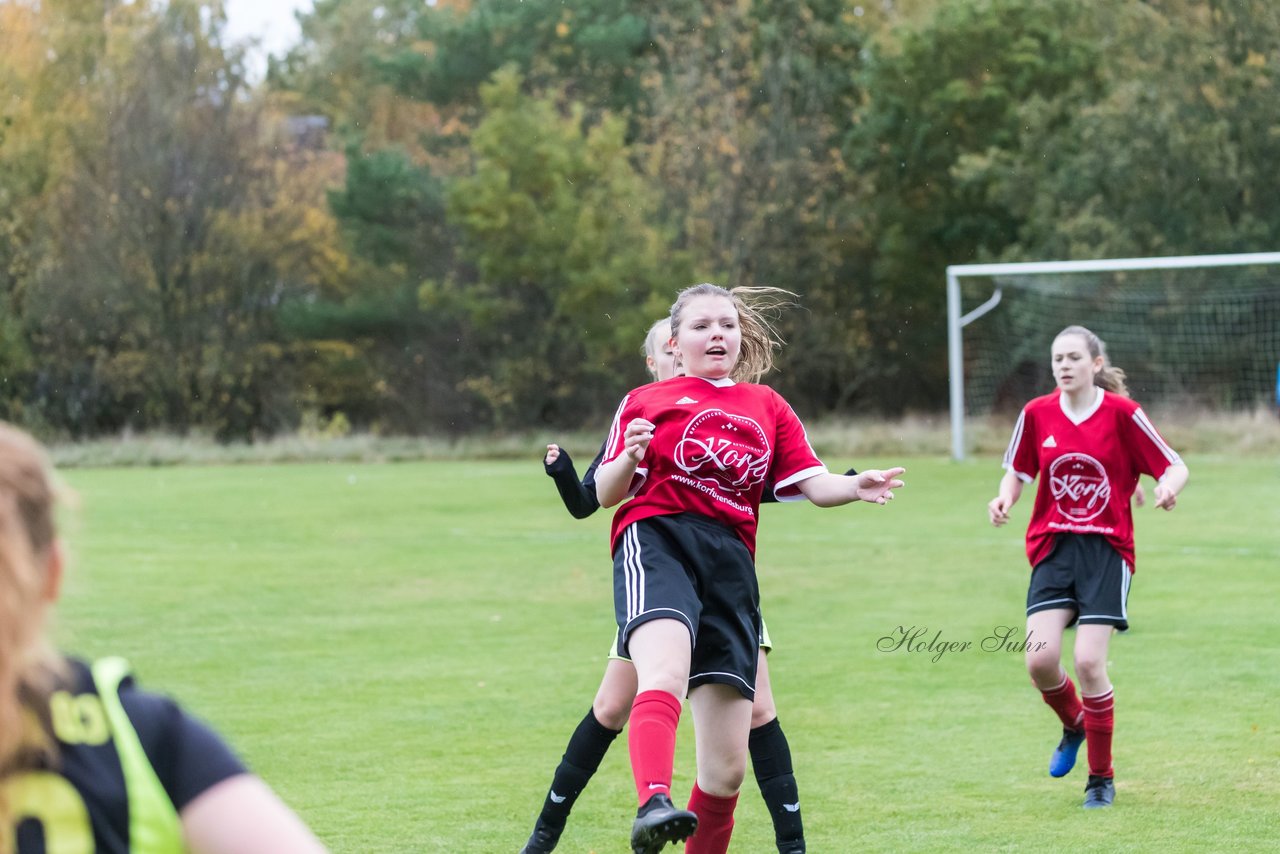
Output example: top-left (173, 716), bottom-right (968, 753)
top-left (1049, 452), bottom-right (1111, 522)
top-left (1042, 435), bottom-right (1057, 448)
top-left (676, 396), bottom-right (698, 404)
top-left (674, 408), bottom-right (771, 495)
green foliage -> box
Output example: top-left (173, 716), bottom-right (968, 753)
top-left (848, 0), bottom-right (1106, 408)
top-left (0, 0), bottom-right (355, 440)
top-left (443, 68), bottom-right (689, 427)
top-left (329, 146), bottom-right (451, 270)
top-left (6, 0), bottom-right (1280, 437)
top-left (394, 0), bottom-right (652, 116)
top-left (975, 0), bottom-right (1280, 258)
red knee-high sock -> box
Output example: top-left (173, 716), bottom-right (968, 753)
top-left (628, 690), bottom-right (683, 804)
top-left (1039, 672), bottom-right (1084, 731)
top-left (1082, 688), bottom-right (1115, 778)
top-left (685, 782), bottom-right (738, 854)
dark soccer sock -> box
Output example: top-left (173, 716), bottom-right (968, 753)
top-left (749, 717), bottom-right (804, 850)
top-left (628, 690), bottom-right (683, 805)
top-left (1040, 672), bottom-right (1085, 731)
top-left (1082, 688), bottom-right (1115, 778)
top-left (685, 782), bottom-right (738, 854)
top-left (537, 708), bottom-right (621, 829)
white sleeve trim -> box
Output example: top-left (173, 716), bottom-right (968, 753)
top-left (1001, 462), bottom-right (1035, 483)
top-left (603, 393), bottom-right (632, 462)
top-left (1131, 407), bottom-right (1183, 467)
top-left (772, 465), bottom-right (830, 502)
top-left (628, 467), bottom-right (649, 497)
top-left (1001, 408), bottom-right (1028, 470)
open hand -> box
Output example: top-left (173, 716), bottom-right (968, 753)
top-left (855, 467), bottom-right (905, 505)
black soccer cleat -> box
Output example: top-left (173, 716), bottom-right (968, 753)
top-left (1082, 774), bottom-right (1115, 809)
top-left (519, 816), bottom-right (563, 853)
top-left (777, 842), bottom-right (807, 854)
top-left (630, 793), bottom-right (698, 854)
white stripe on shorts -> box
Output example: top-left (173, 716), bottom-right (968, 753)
top-left (1027, 596), bottom-right (1075, 614)
top-left (623, 524), bottom-right (644, 620)
top-left (1121, 559), bottom-right (1131, 621)
top-left (1080, 559), bottom-right (1131, 622)
top-left (690, 670), bottom-right (754, 693)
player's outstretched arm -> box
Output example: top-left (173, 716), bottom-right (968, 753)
top-left (762, 467), bottom-right (857, 505)
top-left (181, 774), bottom-right (329, 854)
top-left (988, 469), bottom-right (1025, 527)
top-left (796, 467), bottom-right (905, 507)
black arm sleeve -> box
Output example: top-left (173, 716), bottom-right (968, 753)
top-left (544, 446), bottom-right (601, 519)
top-left (121, 681), bottom-right (249, 812)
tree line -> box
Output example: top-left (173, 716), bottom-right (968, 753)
top-left (2, 0), bottom-right (1277, 440)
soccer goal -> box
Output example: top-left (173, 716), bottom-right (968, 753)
top-left (946, 252), bottom-right (1280, 460)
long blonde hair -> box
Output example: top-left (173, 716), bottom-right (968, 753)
top-left (0, 423), bottom-right (64, 831)
top-left (1056, 325), bottom-right (1129, 396)
top-left (669, 284), bottom-right (796, 383)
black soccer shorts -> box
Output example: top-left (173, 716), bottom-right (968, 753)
top-left (613, 513), bottom-right (761, 699)
top-left (1027, 534), bottom-right (1132, 630)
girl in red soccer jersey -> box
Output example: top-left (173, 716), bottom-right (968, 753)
top-left (525, 318), bottom-right (824, 854)
top-left (988, 325), bottom-right (1189, 809)
top-left (594, 284), bottom-right (904, 854)
top-left (0, 422), bottom-right (328, 853)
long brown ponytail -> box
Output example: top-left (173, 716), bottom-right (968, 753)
top-left (1056, 325), bottom-right (1129, 396)
top-left (0, 423), bottom-right (64, 836)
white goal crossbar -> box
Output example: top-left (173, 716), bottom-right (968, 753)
top-left (946, 251), bottom-right (1280, 460)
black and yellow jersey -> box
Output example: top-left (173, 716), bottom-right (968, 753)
top-left (6, 657), bottom-right (246, 853)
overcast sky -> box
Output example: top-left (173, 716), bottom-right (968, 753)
top-left (224, 0), bottom-right (315, 77)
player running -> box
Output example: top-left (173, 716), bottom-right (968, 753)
top-left (988, 325), bottom-right (1189, 809)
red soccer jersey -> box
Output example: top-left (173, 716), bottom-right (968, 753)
top-left (602, 376), bottom-right (827, 557)
top-left (1002, 388), bottom-right (1182, 572)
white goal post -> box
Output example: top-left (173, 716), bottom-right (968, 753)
top-left (947, 252), bottom-right (1280, 460)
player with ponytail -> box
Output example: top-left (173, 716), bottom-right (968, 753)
top-left (0, 423), bottom-right (328, 854)
top-left (988, 326), bottom-right (1189, 809)
top-left (525, 313), bottom-right (855, 853)
top-left (595, 284), bottom-right (904, 853)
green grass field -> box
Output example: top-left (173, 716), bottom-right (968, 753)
top-left (54, 455), bottom-right (1280, 852)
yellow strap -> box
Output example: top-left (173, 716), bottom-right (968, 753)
top-left (91, 657), bottom-right (186, 853)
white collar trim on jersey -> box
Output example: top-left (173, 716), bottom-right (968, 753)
top-left (691, 376), bottom-right (736, 388)
top-left (1060, 385), bottom-right (1103, 425)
